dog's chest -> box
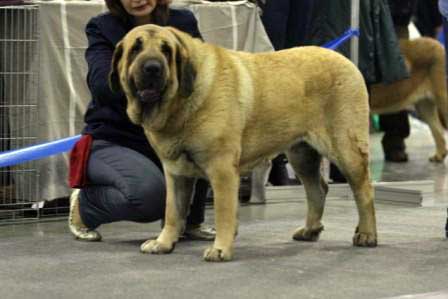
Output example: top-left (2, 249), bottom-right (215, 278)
top-left (162, 151), bottom-right (204, 177)
top-left (149, 135), bottom-right (204, 177)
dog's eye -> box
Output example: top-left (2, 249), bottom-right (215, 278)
top-left (129, 37), bottom-right (143, 61)
top-left (161, 42), bottom-right (172, 60)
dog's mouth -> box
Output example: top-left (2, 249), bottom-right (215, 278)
top-left (130, 77), bottom-right (165, 105)
top-left (138, 88), bottom-right (162, 104)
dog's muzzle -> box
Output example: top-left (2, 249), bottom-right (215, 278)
top-left (136, 59), bottom-right (165, 104)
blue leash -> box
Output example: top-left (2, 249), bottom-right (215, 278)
top-left (322, 28), bottom-right (360, 50)
top-left (0, 135), bottom-right (82, 168)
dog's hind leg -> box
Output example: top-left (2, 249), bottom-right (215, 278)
top-left (141, 173), bottom-right (195, 254)
top-left (249, 159), bottom-right (272, 204)
top-left (287, 142), bottom-right (328, 242)
top-left (415, 99), bottom-right (447, 162)
top-left (329, 134), bottom-right (377, 247)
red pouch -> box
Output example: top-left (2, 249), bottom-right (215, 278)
top-left (68, 134), bottom-right (93, 188)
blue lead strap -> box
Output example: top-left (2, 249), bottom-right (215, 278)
top-left (322, 28), bottom-right (360, 50)
top-left (0, 135), bottom-right (81, 168)
top-left (0, 29), bottom-right (360, 168)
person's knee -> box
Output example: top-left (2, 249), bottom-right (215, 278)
top-left (130, 176), bottom-right (166, 222)
top-left (122, 163), bottom-right (164, 202)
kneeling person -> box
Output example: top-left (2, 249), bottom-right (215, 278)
top-left (68, 0), bottom-right (214, 242)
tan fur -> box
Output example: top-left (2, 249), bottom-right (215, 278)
top-left (370, 37), bottom-right (448, 162)
top-left (112, 25), bottom-right (377, 262)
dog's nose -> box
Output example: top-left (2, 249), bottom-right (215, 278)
top-left (142, 60), bottom-right (162, 77)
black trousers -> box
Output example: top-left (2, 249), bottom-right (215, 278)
top-left (379, 111), bottom-right (410, 153)
top-left (79, 140), bottom-right (206, 230)
top-left (268, 154), bottom-right (290, 186)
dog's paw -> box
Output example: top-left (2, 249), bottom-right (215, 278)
top-left (353, 232), bottom-right (377, 247)
top-left (203, 246), bottom-right (233, 262)
top-left (140, 239), bottom-right (175, 254)
top-left (429, 153), bottom-right (446, 163)
top-left (292, 225), bottom-right (324, 242)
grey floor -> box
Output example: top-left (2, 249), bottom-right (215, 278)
top-left (1, 118), bottom-right (448, 299)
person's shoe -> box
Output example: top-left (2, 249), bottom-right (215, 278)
top-left (68, 189), bottom-right (102, 241)
top-left (329, 163), bottom-right (347, 183)
top-left (183, 224), bottom-right (215, 241)
top-left (385, 150), bottom-right (408, 163)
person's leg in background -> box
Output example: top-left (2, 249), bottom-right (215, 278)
top-left (268, 154), bottom-right (290, 186)
top-left (379, 111), bottom-right (411, 162)
top-left (182, 178), bottom-right (215, 240)
top-left (377, 1), bottom-right (415, 163)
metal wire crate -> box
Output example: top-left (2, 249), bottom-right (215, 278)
top-left (0, 4), bottom-right (40, 224)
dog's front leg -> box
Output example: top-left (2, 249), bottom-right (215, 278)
top-left (203, 157), bottom-right (239, 262)
top-left (141, 172), bottom-right (195, 254)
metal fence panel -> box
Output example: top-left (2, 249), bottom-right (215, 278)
top-left (0, 4), bottom-right (40, 223)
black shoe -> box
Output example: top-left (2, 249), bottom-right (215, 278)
top-left (330, 163), bottom-right (347, 183)
top-left (385, 150), bottom-right (408, 162)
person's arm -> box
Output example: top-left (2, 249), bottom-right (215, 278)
top-left (85, 19), bottom-right (124, 106)
top-left (190, 15), bottom-right (202, 40)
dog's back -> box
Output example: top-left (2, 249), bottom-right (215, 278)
top-left (220, 46), bottom-right (370, 169)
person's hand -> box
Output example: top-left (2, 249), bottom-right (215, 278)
top-left (158, 0), bottom-right (172, 5)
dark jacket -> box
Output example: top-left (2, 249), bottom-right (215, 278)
top-left (304, 0), bottom-right (409, 85)
top-left (414, 0), bottom-right (442, 37)
top-left (259, 0), bottom-right (312, 50)
top-left (82, 9), bottom-right (201, 162)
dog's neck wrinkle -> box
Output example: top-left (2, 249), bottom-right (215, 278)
top-left (153, 102), bottom-right (187, 133)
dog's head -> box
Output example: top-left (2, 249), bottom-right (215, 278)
top-left (109, 24), bottom-right (196, 126)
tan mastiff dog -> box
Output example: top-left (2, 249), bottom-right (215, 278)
top-left (371, 37), bottom-right (448, 162)
top-left (109, 24), bottom-right (377, 262)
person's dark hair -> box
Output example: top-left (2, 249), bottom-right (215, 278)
top-left (105, 0), bottom-right (169, 25)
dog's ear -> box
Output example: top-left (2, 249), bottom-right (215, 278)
top-left (172, 30), bottom-right (196, 98)
top-left (109, 41), bottom-right (124, 93)
top-left (177, 53), bottom-right (196, 98)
